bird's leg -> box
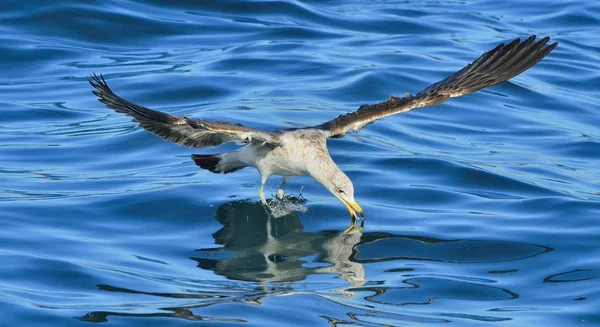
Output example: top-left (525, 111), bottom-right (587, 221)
top-left (259, 174), bottom-right (269, 205)
top-left (277, 176), bottom-right (289, 199)
top-left (259, 185), bottom-right (267, 205)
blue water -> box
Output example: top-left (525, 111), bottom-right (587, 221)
top-left (2, 1), bottom-right (599, 326)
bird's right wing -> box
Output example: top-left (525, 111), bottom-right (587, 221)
top-left (318, 35), bottom-right (558, 138)
top-left (90, 74), bottom-right (280, 148)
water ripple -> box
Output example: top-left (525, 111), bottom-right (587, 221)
top-left (1, 0), bottom-right (599, 326)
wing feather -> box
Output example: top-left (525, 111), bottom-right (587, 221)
top-left (90, 74), bottom-right (280, 148)
top-left (319, 35), bottom-right (558, 138)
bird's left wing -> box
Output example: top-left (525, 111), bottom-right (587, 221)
top-left (90, 74), bottom-right (280, 148)
top-left (317, 35), bottom-right (557, 138)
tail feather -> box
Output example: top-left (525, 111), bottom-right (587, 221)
top-left (192, 154), bottom-right (245, 174)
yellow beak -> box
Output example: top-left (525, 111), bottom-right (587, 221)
top-left (343, 199), bottom-right (364, 219)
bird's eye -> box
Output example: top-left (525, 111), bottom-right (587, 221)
top-left (337, 188), bottom-right (345, 194)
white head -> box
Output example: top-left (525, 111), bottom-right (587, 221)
top-left (310, 163), bottom-right (364, 220)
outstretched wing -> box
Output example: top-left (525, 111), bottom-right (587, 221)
top-left (90, 74), bottom-right (280, 148)
top-left (318, 35), bottom-right (558, 138)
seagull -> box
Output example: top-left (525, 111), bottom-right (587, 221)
top-left (90, 35), bottom-right (557, 225)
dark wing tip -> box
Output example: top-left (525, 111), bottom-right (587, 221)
top-left (531, 35), bottom-right (558, 49)
top-left (88, 73), bottom-right (177, 124)
top-left (89, 73), bottom-right (111, 92)
top-left (89, 73), bottom-right (101, 86)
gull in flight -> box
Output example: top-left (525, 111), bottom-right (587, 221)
top-left (91, 35), bottom-right (557, 225)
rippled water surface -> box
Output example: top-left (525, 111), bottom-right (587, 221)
top-left (2, 1), bottom-right (600, 326)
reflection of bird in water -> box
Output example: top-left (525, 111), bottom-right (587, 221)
top-left (81, 201), bottom-right (551, 323)
top-left (91, 36), bottom-right (556, 225)
top-left (192, 199), bottom-right (367, 293)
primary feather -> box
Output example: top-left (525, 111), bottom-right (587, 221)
top-left (90, 74), bottom-right (281, 148)
top-left (318, 35), bottom-right (558, 138)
